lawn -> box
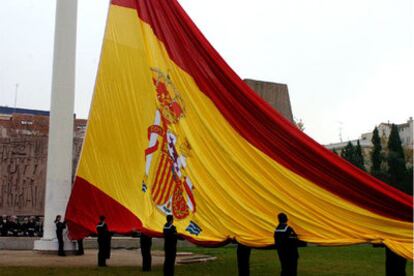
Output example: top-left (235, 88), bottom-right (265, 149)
top-left (1, 245), bottom-right (412, 275)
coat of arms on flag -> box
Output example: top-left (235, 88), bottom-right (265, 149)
top-left (143, 68), bottom-right (196, 220)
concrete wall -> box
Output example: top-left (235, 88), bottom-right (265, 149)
top-left (244, 79), bottom-right (294, 123)
top-left (0, 138), bottom-right (47, 216)
top-left (0, 237), bottom-right (193, 250)
top-left (0, 137), bottom-right (83, 216)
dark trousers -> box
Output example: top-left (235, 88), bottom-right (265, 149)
top-left (140, 235), bottom-right (152, 271)
top-left (386, 247), bottom-right (406, 276)
top-left (98, 248), bottom-right (106, 266)
top-left (141, 245), bottom-right (152, 271)
top-left (163, 248), bottom-right (176, 276)
top-left (57, 234), bottom-right (65, 256)
top-left (98, 241), bottom-right (109, 267)
top-left (237, 244), bottom-right (251, 276)
top-left (277, 251), bottom-right (298, 276)
top-left (77, 239), bottom-right (84, 255)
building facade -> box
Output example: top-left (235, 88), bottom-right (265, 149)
top-left (325, 117), bottom-right (413, 168)
top-left (0, 107), bottom-right (86, 216)
top-left (244, 79), bottom-right (294, 123)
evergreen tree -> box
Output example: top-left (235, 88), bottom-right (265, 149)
top-left (341, 142), bottom-right (356, 165)
top-left (387, 124), bottom-right (408, 193)
top-left (340, 141), bottom-right (366, 170)
top-left (405, 165), bottom-right (413, 195)
top-left (370, 127), bottom-right (384, 179)
top-left (354, 140), bottom-right (366, 171)
top-left (332, 148), bottom-right (338, 155)
top-left (294, 117), bottom-right (305, 131)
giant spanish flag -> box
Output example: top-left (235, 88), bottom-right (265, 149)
top-left (65, 0), bottom-right (413, 259)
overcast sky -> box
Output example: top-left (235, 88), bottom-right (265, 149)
top-left (0, 0), bottom-right (413, 144)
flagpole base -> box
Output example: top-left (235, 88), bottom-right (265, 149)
top-left (33, 238), bottom-right (77, 254)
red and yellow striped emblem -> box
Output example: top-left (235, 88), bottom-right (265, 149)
top-left (143, 69), bottom-right (195, 219)
top-left (152, 152), bottom-right (174, 205)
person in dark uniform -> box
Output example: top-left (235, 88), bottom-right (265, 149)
top-left (36, 216), bottom-right (44, 237)
top-left (55, 215), bottom-right (66, 256)
top-left (27, 216), bottom-right (36, 237)
top-left (96, 215), bottom-right (111, 267)
top-left (237, 243), bottom-right (252, 276)
top-left (386, 246), bottom-right (406, 276)
top-left (140, 232), bottom-right (152, 272)
top-left (163, 215), bottom-right (178, 276)
top-left (0, 215), bottom-right (8, 236)
top-left (77, 239), bottom-right (84, 255)
top-left (8, 216), bottom-right (19, 236)
top-left (21, 217), bottom-right (29, 236)
top-left (274, 213), bottom-right (306, 276)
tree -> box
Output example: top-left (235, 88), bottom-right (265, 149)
top-left (405, 165), bottom-right (413, 195)
top-left (354, 140), bottom-right (366, 171)
top-left (294, 117), bottom-right (305, 131)
top-left (387, 124), bottom-right (408, 193)
top-left (370, 127), bottom-right (384, 179)
top-left (340, 141), bottom-right (365, 171)
top-left (341, 142), bottom-right (356, 164)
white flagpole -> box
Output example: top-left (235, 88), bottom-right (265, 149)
top-left (34, 0), bottom-right (78, 252)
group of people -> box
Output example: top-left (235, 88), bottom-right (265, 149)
top-left (54, 215), bottom-right (109, 264)
top-left (0, 215), bottom-right (43, 237)
top-left (138, 213), bottom-right (407, 276)
top-left (136, 214), bottom-right (179, 275)
top-left (95, 215), bottom-right (175, 272)
top-left (110, 213), bottom-right (296, 275)
top-left (53, 213), bottom-right (407, 276)
top-left (54, 215), bottom-right (86, 257)
top-left (236, 212), bottom-right (306, 276)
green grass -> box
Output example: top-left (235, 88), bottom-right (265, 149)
top-left (1, 245), bottom-right (412, 275)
